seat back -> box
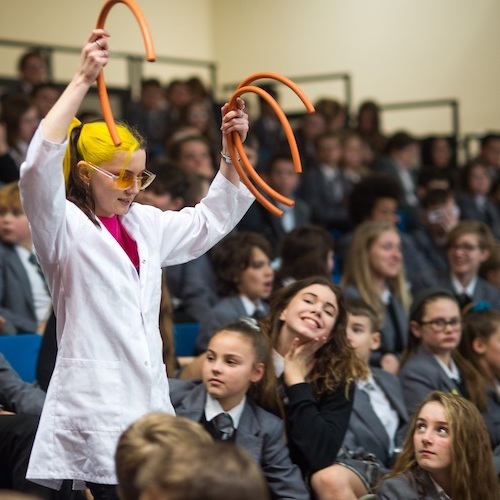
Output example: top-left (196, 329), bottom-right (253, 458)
top-left (173, 323), bottom-right (199, 357)
top-left (0, 333), bottom-right (42, 383)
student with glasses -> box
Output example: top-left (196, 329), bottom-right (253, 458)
top-left (411, 220), bottom-right (500, 310)
top-left (18, 29), bottom-right (253, 500)
top-left (399, 288), bottom-right (488, 422)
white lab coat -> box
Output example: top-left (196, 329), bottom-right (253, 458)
top-left (19, 125), bottom-right (254, 489)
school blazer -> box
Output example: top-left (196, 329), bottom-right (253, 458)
top-left (411, 272), bottom-right (500, 310)
top-left (399, 345), bottom-right (462, 415)
top-left (20, 126), bottom-right (255, 489)
top-left (169, 379), bottom-right (309, 500)
top-left (196, 296), bottom-right (269, 353)
top-left (342, 368), bottom-right (408, 467)
top-left (377, 469), bottom-right (443, 499)
top-left (0, 352), bottom-right (45, 416)
top-left (342, 285), bottom-right (408, 356)
top-left (0, 242), bottom-right (38, 334)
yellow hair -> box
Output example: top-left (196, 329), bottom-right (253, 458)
top-left (63, 117), bottom-right (143, 186)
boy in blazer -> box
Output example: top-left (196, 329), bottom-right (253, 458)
top-left (328, 299), bottom-right (408, 498)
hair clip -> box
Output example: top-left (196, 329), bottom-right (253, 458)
top-left (471, 301), bottom-right (492, 313)
top-left (239, 316), bottom-right (261, 331)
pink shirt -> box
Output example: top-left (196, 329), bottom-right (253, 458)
top-left (98, 215), bottom-right (140, 270)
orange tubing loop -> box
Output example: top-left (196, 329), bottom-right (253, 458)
top-left (96, 0), bottom-right (156, 146)
top-left (225, 133), bottom-right (284, 218)
top-left (229, 86), bottom-right (298, 205)
top-left (226, 72), bottom-right (315, 217)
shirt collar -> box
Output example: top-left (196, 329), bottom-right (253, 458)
top-left (205, 393), bottom-right (246, 429)
top-left (239, 294), bottom-right (263, 316)
top-left (433, 354), bottom-right (461, 382)
top-left (450, 273), bottom-right (477, 296)
top-left (272, 349), bottom-right (285, 378)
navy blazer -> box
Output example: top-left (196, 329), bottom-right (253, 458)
top-left (0, 243), bottom-right (39, 334)
top-left (411, 271), bottom-right (500, 310)
top-left (236, 196), bottom-right (312, 252)
top-left (196, 295), bottom-right (269, 353)
top-left (377, 469), bottom-right (442, 499)
top-left (296, 165), bottom-right (353, 232)
top-left (165, 254), bottom-right (218, 324)
top-left (399, 345), bottom-right (462, 415)
top-left (342, 368), bottom-right (408, 467)
top-left (169, 379), bottom-right (309, 500)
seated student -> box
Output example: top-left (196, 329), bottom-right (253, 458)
top-left (169, 320), bottom-right (309, 500)
top-left (376, 391), bottom-right (499, 500)
top-left (372, 131), bottom-right (421, 232)
top-left (260, 277), bottom-right (367, 500)
top-left (399, 288), bottom-right (486, 417)
top-left (297, 131), bottom-right (355, 234)
top-left (236, 152), bottom-right (312, 254)
top-left (274, 224), bottom-right (334, 289)
top-left (327, 299), bottom-right (409, 499)
top-left (115, 412), bottom-right (213, 500)
top-left (168, 134), bottom-right (216, 181)
top-left (0, 182), bottom-right (51, 334)
top-left (0, 353), bottom-right (78, 499)
top-left (412, 221), bottom-right (500, 310)
top-left (135, 441), bottom-right (270, 500)
top-left (336, 173), bottom-right (429, 283)
top-left (480, 243), bottom-right (500, 289)
top-left (457, 159), bottom-right (500, 239)
top-left (411, 188), bottom-right (460, 275)
top-left (459, 303), bottom-right (500, 450)
top-left (341, 221), bottom-right (411, 374)
top-left (196, 232), bottom-right (274, 353)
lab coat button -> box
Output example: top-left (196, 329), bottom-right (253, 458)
top-left (141, 259), bottom-right (146, 264)
top-left (144, 361), bottom-right (148, 366)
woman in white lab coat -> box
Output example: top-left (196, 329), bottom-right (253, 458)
top-left (19, 29), bottom-right (253, 499)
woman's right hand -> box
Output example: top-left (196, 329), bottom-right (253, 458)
top-left (77, 29), bottom-right (110, 86)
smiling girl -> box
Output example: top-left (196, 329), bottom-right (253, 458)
top-left (261, 276), bottom-right (366, 499)
top-left (19, 29), bottom-right (253, 498)
top-left (342, 220), bottom-right (411, 374)
top-left (377, 391), bottom-right (499, 500)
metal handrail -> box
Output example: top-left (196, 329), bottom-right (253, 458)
top-left (0, 37), bottom-right (217, 96)
top-left (221, 72), bottom-right (352, 115)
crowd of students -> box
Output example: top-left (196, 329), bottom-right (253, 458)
top-left (0, 36), bottom-right (500, 499)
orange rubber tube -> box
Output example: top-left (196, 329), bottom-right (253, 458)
top-left (226, 72), bottom-right (315, 217)
top-left (96, 0), bottom-right (156, 146)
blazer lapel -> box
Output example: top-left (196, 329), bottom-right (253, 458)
top-left (8, 248), bottom-right (35, 316)
top-left (352, 387), bottom-right (391, 451)
top-left (235, 400), bottom-right (263, 463)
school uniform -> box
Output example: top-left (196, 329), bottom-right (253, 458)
top-left (19, 124), bottom-right (254, 489)
top-left (399, 345), bottom-right (464, 415)
top-left (377, 469), bottom-right (445, 499)
top-left (236, 195), bottom-right (312, 251)
top-left (0, 242), bottom-right (47, 334)
top-left (411, 272), bottom-right (500, 310)
top-left (196, 295), bottom-right (269, 353)
top-left (342, 285), bottom-right (408, 365)
top-left (341, 368), bottom-right (408, 468)
top-left (169, 379), bottom-right (309, 500)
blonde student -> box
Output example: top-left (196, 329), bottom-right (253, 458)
top-left (19, 29), bottom-right (253, 498)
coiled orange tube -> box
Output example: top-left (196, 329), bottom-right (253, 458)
top-left (96, 0), bottom-right (156, 146)
top-left (226, 72), bottom-right (315, 217)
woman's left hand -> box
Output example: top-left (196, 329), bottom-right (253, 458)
top-left (221, 97), bottom-right (248, 146)
top-left (283, 336), bottom-right (327, 386)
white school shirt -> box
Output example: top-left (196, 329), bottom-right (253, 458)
top-left (20, 124), bottom-right (254, 489)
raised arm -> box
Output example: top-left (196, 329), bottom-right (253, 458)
top-left (219, 98), bottom-right (248, 186)
top-left (42, 29), bottom-right (110, 143)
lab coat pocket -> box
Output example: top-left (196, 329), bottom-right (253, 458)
top-left (54, 358), bottom-right (122, 432)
